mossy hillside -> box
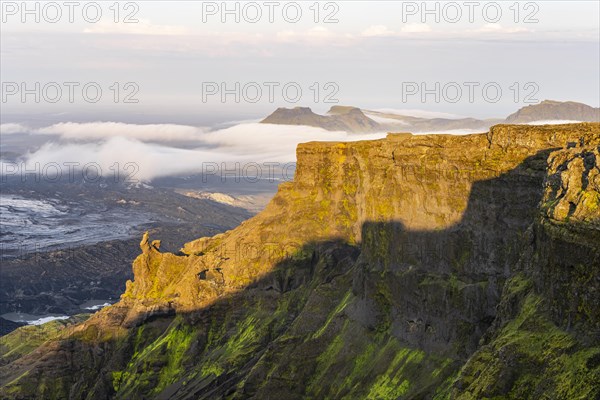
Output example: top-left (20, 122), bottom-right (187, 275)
top-left (0, 314), bottom-right (90, 366)
top-left (0, 317), bottom-right (125, 398)
top-left (222, 263), bottom-right (458, 400)
top-left (109, 243), bottom-right (456, 399)
top-left (111, 318), bottom-right (196, 397)
top-left (446, 145), bottom-right (600, 399)
top-left (303, 321), bottom-right (453, 400)
top-left (531, 238), bottom-right (600, 337)
top-left (104, 248), bottom-right (341, 399)
top-left (1, 124), bottom-right (600, 399)
top-left (0, 318), bottom-right (87, 399)
top-left (451, 277), bottom-right (600, 399)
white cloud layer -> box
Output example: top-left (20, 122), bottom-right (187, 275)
top-left (19, 137), bottom-right (234, 181)
top-left (35, 122), bottom-right (208, 142)
top-left (413, 129), bottom-right (484, 135)
top-left (473, 24), bottom-right (531, 34)
top-left (361, 25), bottom-right (396, 37)
top-left (373, 109), bottom-right (466, 120)
top-left (0, 123), bottom-right (29, 135)
top-left (84, 19), bottom-right (189, 36)
top-left (8, 122), bottom-right (387, 181)
top-left (525, 120), bottom-right (583, 125)
top-left (362, 113), bottom-right (410, 125)
top-left (361, 23), bottom-right (432, 37)
top-left (200, 122), bottom-right (386, 159)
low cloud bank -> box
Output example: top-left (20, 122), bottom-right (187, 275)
top-left (3, 122), bottom-right (387, 181)
top-left (524, 120), bottom-right (583, 125)
top-left (35, 122), bottom-right (208, 142)
top-left (19, 137), bottom-right (236, 182)
top-left (372, 108), bottom-right (466, 120)
top-left (0, 123), bottom-right (29, 135)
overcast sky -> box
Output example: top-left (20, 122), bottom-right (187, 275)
top-left (1, 0), bottom-right (599, 125)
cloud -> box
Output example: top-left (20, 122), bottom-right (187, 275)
top-left (18, 137), bottom-right (234, 182)
top-left (361, 22), bottom-right (532, 39)
top-left (362, 113), bottom-right (410, 125)
top-left (275, 27), bottom-right (353, 45)
top-left (200, 122), bottom-right (387, 161)
top-left (373, 108), bottom-right (466, 120)
top-left (361, 25), bottom-right (395, 37)
top-left (361, 23), bottom-right (432, 37)
top-left (10, 122), bottom-right (387, 181)
top-left (413, 129), bottom-right (484, 135)
top-left (473, 24), bottom-right (531, 34)
top-left (83, 19), bottom-right (188, 36)
top-left (359, 23), bottom-right (538, 41)
top-left (525, 120), bottom-right (583, 125)
top-left (35, 122), bottom-right (208, 142)
top-left (0, 123), bottom-right (29, 135)
top-left (400, 23), bottom-right (432, 33)
top-left (31, 121), bottom-right (387, 158)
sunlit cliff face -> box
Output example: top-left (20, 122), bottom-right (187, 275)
top-left (1, 123), bottom-right (599, 400)
top-left (120, 123), bottom-right (600, 312)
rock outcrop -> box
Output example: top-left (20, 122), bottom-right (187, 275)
top-left (505, 100), bottom-right (600, 123)
top-left (261, 106), bottom-right (381, 133)
top-left (1, 123), bottom-right (599, 399)
top-left (451, 144), bottom-right (599, 398)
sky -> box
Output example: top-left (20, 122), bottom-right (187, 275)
top-left (1, 0), bottom-right (599, 125)
top-left (0, 1), bottom-right (599, 181)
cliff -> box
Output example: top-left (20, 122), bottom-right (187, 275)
top-left (1, 123), bottom-right (599, 399)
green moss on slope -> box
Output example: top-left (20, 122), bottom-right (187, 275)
top-left (0, 315), bottom-right (89, 366)
top-left (452, 282), bottom-right (600, 399)
top-left (112, 318), bottom-right (196, 397)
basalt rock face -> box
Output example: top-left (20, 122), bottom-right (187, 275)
top-left (1, 124), bottom-right (599, 399)
top-left (451, 144), bottom-right (600, 398)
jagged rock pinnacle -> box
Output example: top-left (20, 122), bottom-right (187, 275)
top-left (140, 231), bottom-right (151, 253)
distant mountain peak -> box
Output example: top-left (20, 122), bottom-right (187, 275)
top-left (326, 105), bottom-right (363, 115)
top-left (540, 99), bottom-right (562, 104)
top-left (505, 100), bottom-right (600, 123)
top-left (270, 106), bottom-right (315, 115)
top-left (291, 106), bottom-right (313, 112)
top-left (260, 100), bottom-right (599, 134)
top-left (261, 105), bottom-right (380, 133)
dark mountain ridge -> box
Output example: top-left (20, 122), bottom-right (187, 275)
top-left (260, 100), bottom-right (600, 133)
top-left (261, 105), bottom-right (381, 133)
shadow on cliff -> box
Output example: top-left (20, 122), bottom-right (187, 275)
top-left (2, 148), bottom-right (567, 399)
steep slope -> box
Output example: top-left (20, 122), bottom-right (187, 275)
top-left (505, 100), bottom-right (600, 123)
top-left (451, 145), bottom-right (600, 398)
top-left (0, 187), bottom-right (251, 319)
top-left (1, 124), bottom-right (599, 399)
